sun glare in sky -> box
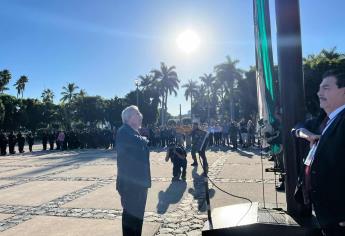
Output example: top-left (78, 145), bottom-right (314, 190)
top-left (176, 30), bottom-right (201, 54)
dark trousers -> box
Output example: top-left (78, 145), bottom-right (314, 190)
top-left (29, 144), bottom-right (33, 152)
top-left (118, 184), bottom-right (148, 236)
top-left (172, 158), bottom-right (187, 179)
top-left (42, 141), bottom-right (47, 150)
top-left (9, 144), bottom-right (15, 154)
top-left (209, 133), bottom-right (214, 146)
top-left (191, 149), bottom-right (208, 172)
top-left (230, 135), bottom-right (237, 149)
top-left (18, 144), bottom-right (24, 153)
top-left (49, 141), bottom-right (54, 150)
top-left (122, 210), bottom-right (144, 236)
top-left (0, 146), bottom-right (6, 155)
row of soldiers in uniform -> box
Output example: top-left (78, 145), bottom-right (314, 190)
top-left (0, 131), bottom-right (34, 155)
top-left (40, 129), bottom-right (115, 151)
top-left (140, 119), bottom-right (256, 150)
top-left (0, 129), bottom-right (116, 156)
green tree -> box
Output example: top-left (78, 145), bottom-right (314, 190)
top-left (60, 83), bottom-right (79, 103)
top-left (199, 73), bottom-right (216, 122)
top-left (138, 74), bottom-right (155, 90)
top-left (0, 69), bottom-right (12, 94)
top-left (303, 48), bottom-right (345, 115)
top-left (41, 89), bottom-right (55, 103)
top-left (78, 89), bottom-right (87, 98)
top-left (151, 62), bottom-right (179, 125)
top-left (182, 80), bottom-right (199, 120)
top-left (72, 96), bottom-right (106, 127)
top-left (215, 56), bottom-right (243, 120)
top-left (14, 75), bottom-right (29, 98)
top-left (20, 98), bottom-right (46, 131)
top-left (237, 67), bottom-right (258, 120)
top-left (0, 100), bottom-right (5, 125)
top-left (0, 94), bottom-right (22, 131)
top-left (104, 96), bottom-right (127, 128)
top-left (125, 89), bottom-right (160, 125)
top-left (138, 73), bottom-right (161, 110)
top-left (192, 84), bottom-right (209, 122)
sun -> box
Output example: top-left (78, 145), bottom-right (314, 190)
top-left (176, 30), bottom-right (201, 54)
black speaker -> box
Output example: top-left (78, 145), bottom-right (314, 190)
top-left (202, 203), bottom-right (321, 236)
top-left (202, 222), bottom-right (321, 236)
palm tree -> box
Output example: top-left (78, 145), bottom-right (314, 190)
top-left (151, 62), bottom-right (179, 125)
top-left (0, 69), bottom-right (12, 94)
top-left (182, 80), bottom-right (199, 120)
top-left (214, 56), bottom-right (243, 120)
top-left (138, 73), bottom-right (161, 108)
top-left (138, 74), bottom-right (155, 90)
top-left (60, 83), bottom-right (79, 103)
top-left (41, 88), bottom-right (54, 103)
top-left (200, 73), bottom-right (216, 123)
top-left (78, 89), bottom-right (87, 98)
top-left (320, 47), bottom-right (345, 61)
top-left (14, 75), bottom-right (29, 98)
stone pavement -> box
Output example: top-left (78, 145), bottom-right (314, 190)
top-left (0, 145), bottom-right (286, 235)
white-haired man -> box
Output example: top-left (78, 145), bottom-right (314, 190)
top-left (116, 105), bottom-right (151, 236)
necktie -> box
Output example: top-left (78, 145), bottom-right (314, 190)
top-left (305, 116), bottom-right (329, 191)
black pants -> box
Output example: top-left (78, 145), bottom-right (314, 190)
top-left (118, 184), bottom-right (148, 236)
top-left (230, 135), bottom-right (237, 149)
top-left (172, 158), bottom-right (187, 179)
top-left (9, 144), bottom-right (15, 154)
top-left (122, 210), bottom-right (144, 236)
top-left (18, 144), bottom-right (24, 153)
top-left (191, 149), bottom-right (208, 172)
top-left (0, 146), bottom-right (6, 155)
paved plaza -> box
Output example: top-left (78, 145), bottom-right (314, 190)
top-left (0, 145), bottom-right (286, 235)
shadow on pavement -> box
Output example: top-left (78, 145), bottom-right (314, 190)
top-left (156, 180), bottom-right (187, 214)
top-left (188, 167), bottom-right (215, 212)
top-left (9, 149), bottom-right (117, 178)
top-left (235, 148), bottom-right (254, 158)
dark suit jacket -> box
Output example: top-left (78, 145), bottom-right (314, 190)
top-left (116, 124), bottom-right (151, 190)
top-left (310, 108), bottom-right (345, 226)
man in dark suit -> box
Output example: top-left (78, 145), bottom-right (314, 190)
top-left (116, 105), bottom-right (151, 236)
top-left (309, 70), bottom-right (345, 235)
top-left (191, 122), bottom-right (208, 173)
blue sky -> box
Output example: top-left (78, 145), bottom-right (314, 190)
top-left (1, 0), bottom-right (345, 115)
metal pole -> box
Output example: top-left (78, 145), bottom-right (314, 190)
top-left (275, 0), bottom-right (306, 216)
top-left (179, 104), bottom-right (182, 124)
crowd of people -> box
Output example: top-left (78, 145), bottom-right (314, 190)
top-left (139, 118), bottom-right (257, 150)
top-left (0, 129), bottom-right (116, 155)
top-left (0, 118), bottom-right (259, 156)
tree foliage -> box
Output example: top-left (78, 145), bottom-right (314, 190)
top-left (1, 49), bottom-right (345, 131)
top-left (303, 48), bottom-right (345, 115)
